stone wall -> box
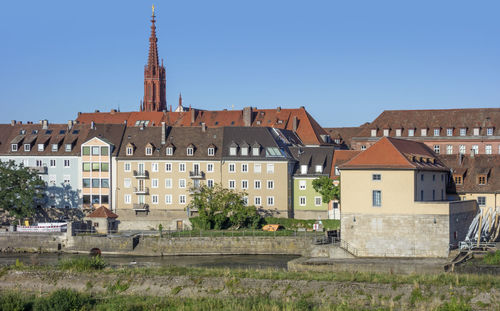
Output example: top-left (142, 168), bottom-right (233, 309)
top-left (66, 236), bottom-right (135, 253)
top-left (114, 209), bottom-right (191, 231)
top-left (0, 233), bottom-right (65, 252)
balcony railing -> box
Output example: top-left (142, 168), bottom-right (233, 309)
top-left (28, 166), bottom-right (47, 174)
top-left (133, 187), bottom-right (149, 195)
top-left (189, 170), bottom-right (205, 179)
top-left (133, 170), bottom-right (149, 178)
top-left (133, 203), bottom-right (149, 211)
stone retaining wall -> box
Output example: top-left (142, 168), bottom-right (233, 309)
top-left (0, 233), bottom-right (65, 252)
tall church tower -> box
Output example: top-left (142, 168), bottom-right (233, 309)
top-left (141, 5), bottom-right (166, 112)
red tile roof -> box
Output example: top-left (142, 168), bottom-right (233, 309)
top-left (340, 137), bottom-right (448, 171)
top-left (87, 206), bottom-right (118, 218)
top-left (330, 150), bottom-right (362, 177)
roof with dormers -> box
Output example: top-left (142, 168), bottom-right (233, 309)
top-left (340, 137), bottom-right (448, 171)
top-left (289, 146), bottom-right (335, 177)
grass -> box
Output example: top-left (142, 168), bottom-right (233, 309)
top-left (57, 256), bottom-right (107, 272)
top-left (483, 250), bottom-right (500, 265)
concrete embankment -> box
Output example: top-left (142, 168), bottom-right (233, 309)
top-left (0, 233), bottom-right (65, 253)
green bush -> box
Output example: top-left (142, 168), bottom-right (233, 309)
top-left (58, 256), bottom-right (107, 272)
top-left (483, 250), bottom-right (500, 265)
top-left (33, 289), bottom-right (92, 311)
top-left (0, 292), bottom-right (32, 311)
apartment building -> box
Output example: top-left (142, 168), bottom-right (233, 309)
top-left (340, 137), bottom-right (477, 257)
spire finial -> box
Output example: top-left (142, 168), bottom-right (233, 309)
top-left (152, 4), bottom-right (155, 17)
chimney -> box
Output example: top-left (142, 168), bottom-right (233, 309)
top-left (459, 153), bottom-right (464, 165)
top-left (277, 106), bottom-right (281, 112)
top-left (42, 119), bottom-right (48, 130)
top-left (191, 109), bottom-right (196, 124)
top-left (94, 110), bottom-right (100, 113)
top-left (68, 120), bottom-right (74, 129)
top-left (201, 122), bottom-right (206, 132)
top-left (161, 122), bottom-right (166, 145)
top-left (78, 112), bottom-right (81, 116)
top-left (293, 116), bottom-right (298, 132)
top-left (11, 120), bottom-right (15, 126)
top-left (169, 105), bottom-right (172, 112)
top-left (91, 121), bottom-right (95, 130)
top-left (243, 107), bottom-right (252, 127)
top-left (110, 109), bottom-right (117, 114)
top-left (470, 148), bottom-right (475, 158)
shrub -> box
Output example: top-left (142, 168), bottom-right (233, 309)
top-left (33, 289), bottom-right (92, 311)
top-left (0, 292), bottom-right (32, 311)
top-left (58, 256), bottom-right (107, 272)
top-left (483, 250), bottom-right (500, 265)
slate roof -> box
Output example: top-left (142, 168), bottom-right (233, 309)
top-left (289, 146), bottom-right (335, 177)
top-left (83, 124), bottom-right (127, 156)
top-left (0, 124), bottom-right (15, 154)
top-left (439, 154), bottom-right (500, 194)
top-left (341, 137), bottom-right (448, 171)
top-left (87, 206), bottom-right (118, 218)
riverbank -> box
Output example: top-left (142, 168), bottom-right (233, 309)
top-left (1, 264), bottom-right (499, 310)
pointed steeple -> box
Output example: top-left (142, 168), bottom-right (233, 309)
top-left (178, 93), bottom-right (182, 108)
top-left (142, 5), bottom-right (167, 112)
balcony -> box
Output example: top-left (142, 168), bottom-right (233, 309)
top-left (133, 203), bottom-right (149, 211)
top-left (28, 166), bottom-right (47, 174)
top-left (133, 170), bottom-right (149, 179)
top-left (133, 187), bottom-right (149, 195)
top-left (189, 170), bottom-right (205, 179)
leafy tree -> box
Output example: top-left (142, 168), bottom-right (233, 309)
top-left (0, 160), bottom-right (46, 221)
top-left (188, 183), bottom-right (261, 230)
top-left (312, 176), bottom-right (340, 204)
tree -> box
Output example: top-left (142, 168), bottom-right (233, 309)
top-left (188, 183), bottom-right (261, 230)
top-left (312, 176), bottom-right (340, 205)
top-left (0, 160), bottom-right (46, 221)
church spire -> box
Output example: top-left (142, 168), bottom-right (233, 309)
top-left (142, 5), bottom-right (166, 112)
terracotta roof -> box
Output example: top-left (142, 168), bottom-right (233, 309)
top-left (439, 154), bottom-right (500, 194)
top-left (341, 137), bottom-right (448, 171)
top-left (325, 127), bottom-right (364, 148)
top-left (355, 108), bottom-right (500, 138)
top-left (87, 206), bottom-right (118, 218)
top-left (330, 150), bottom-right (362, 177)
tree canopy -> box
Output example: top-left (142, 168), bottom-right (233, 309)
top-left (0, 160), bottom-right (46, 220)
top-left (312, 176), bottom-right (340, 204)
top-left (188, 183), bottom-right (261, 230)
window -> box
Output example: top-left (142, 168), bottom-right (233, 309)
top-left (254, 180), bottom-right (261, 189)
top-left (124, 194), bottom-right (131, 204)
top-left (101, 179), bottom-right (109, 188)
top-left (315, 197), bottom-right (322, 206)
top-left (22, 159), bottom-right (29, 167)
top-left (371, 129), bottom-right (377, 137)
top-left (421, 129), bottom-right (427, 136)
top-left (229, 147), bottom-right (237, 156)
top-left (65, 144), bottom-right (71, 152)
top-left (179, 179), bottom-right (186, 188)
top-left (241, 164), bottom-right (248, 172)
top-left (82, 163), bottom-right (90, 172)
top-left (267, 196), bottom-right (274, 206)
top-left (457, 128), bottom-right (466, 136)
top-left (459, 145), bottom-right (466, 154)
top-left (101, 163), bottom-right (109, 172)
top-left (361, 145), bottom-right (367, 151)
top-left (432, 174), bottom-right (436, 181)
top-left (486, 145), bottom-right (492, 154)
top-left (229, 180), bottom-right (235, 189)
top-left (51, 144), bottom-right (58, 152)
top-left (37, 144), bottom-right (44, 152)
top-left (179, 163), bottom-right (186, 172)
top-left (254, 164), bottom-right (261, 173)
top-left (241, 147), bottom-right (248, 156)
top-left (151, 178), bottom-right (158, 188)
top-left (124, 163), bottom-right (131, 172)
top-left (473, 128), bottom-right (480, 136)
top-left (24, 144), bottom-right (30, 152)
top-left (151, 163), bottom-right (159, 172)
top-left (165, 178), bottom-right (172, 188)
top-left (62, 175), bottom-right (70, 184)
top-left (454, 176), bottom-right (462, 185)
top-left (395, 129), bottom-right (401, 137)
top-left (207, 179), bottom-right (214, 188)
top-left (145, 147), bottom-right (152, 155)
top-left (446, 145), bottom-right (453, 154)
top-left (228, 163), bottom-right (235, 173)
top-left (92, 163), bottom-right (100, 171)
top-left (50, 159), bottom-right (56, 168)
top-left (126, 146), bottom-right (133, 155)
top-left (433, 129), bottom-right (440, 136)
top-left (152, 195), bottom-right (159, 204)
top-left (434, 145), bottom-right (440, 154)
top-left (300, 165), bottom-right (308, 174)
top-left (372, 174), bottom-right (381, 181)
top-left (166, 147), bottom-right (173, 156)
top-left (165, 163), bottom-right (172, 172)
top-left (241, 180), bottom-right (248, 189)
top-left (267, 164), bottom-right (274, 174)
top-left (408, 129), bottom-right (415, 137)
top-left (299, 196), bottom-right (306, 206)
top-left (447, 128), bottom-right (453, 136)
top-left (487, 128), bottom-right (493, 136)
top-left (64, 160), bottom-right (70, 168)
top-left (179, 195), bottom-right (186, 204)
top-left (83, 146), bottom-right (90, 155)
top-left (267, 180), bottom-right (274, 189)
top-left (432, 190), bottom-right (435, 200)
top-left (478, 176), bottom-right (486, 185)
top-left (420, 190), bottom-right (424, 201)
top-left (207, 163), bottom-right (214, 173)
top-left (101, 146), bottom-right (109, 155)
top-left (420, 174), bottom-right (424, 181)
top-left (254, 196), bottom-right (261, 206)
top-left (315, 165), bottom-right (322, 173)
top-left (187, 147), bottom-right (194, 156)
top-left (299, 180), bottom-right (306, 190)
top-left (383, 129), bottom-right (389, 136)
top-left (208, 147), bottom-right (215, 156)
top-left (92, 179), bottom-right (100, 188)
top-left (92, 146), bottom-right (99, 156)
top-left (472, 145), bottom-right (479, 155)
top-left (477, 197), bottom-right (486, 206)
top-left (372, 190), bottom-right (381, 207)
top-left (165, 194), bottom-right (172, 204)
top-left (252, 147), bottom-right (260, 156)
top-left (11, 144), bottom-right (17, 152)
top-left (124, 178), bottom-right (131, 188)
top-left (83, 179), bottom-right (90, 188)
top-left (36, 160), bottom-right (43, 167)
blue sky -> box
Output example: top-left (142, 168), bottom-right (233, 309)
top-left (0, 0), bottom-right (499, 127)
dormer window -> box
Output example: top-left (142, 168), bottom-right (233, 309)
top-left (446, 128), bottom-right (453, 136)
top-left (433, 128), bottom-right (440, 136)
top-left (252, 145), bottom-right (260, 156)
top-left (460, 128), bottom-right (466, 136)
top-left (166, 147), bottom-right (173, 156)
top-left (208, 147), bottom-right (215, 156)
top-left (145, 147), bottom-right (153, 155)
top-left (478, 175), bottom-right (487, 185)
top-left (126, 146), bottom-right (133, 156)
top-left (408, 129), bottom-right (415, 137)
top-left (383, 129), bottom-right (389, 136)
top-left (395, 129), bottom-right (402, 137)
top-left (241, 147), bottom-right (248, 156)
top-left (371, 129), bottom-right (377, 137)
top-left (473, 128), bottom-right (480, 136)
top-left (24, 144), bottom-right (30, 152)
top-left (65, 144), bottom-right (72, 152)
top-left (11, 144), bottom-right (18, 152)
top-left (315, 165), bottom-right (322, 173)
top-left (229, 142), bottom-right (238, 156)
top-left (487, 128), bottom-right (493, 136)
top-left (453, 175), bottom-right (462, 185)
top-left (421, 129), bottom-right (427, 136)
top-left (51, 144), bottom-right (58, 152)
top-left (334, 166), bottom-right (340, 175)
top-left (187, 147), bottom-right (194, 156)
top-left (301, 165), bottom-right (308, 174)
top-left (38, 144), bottom-right (44, 152)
